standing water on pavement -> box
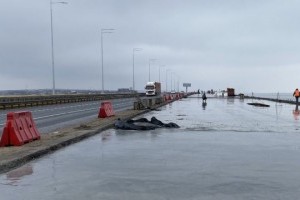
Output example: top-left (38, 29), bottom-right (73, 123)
top-left (1, 95), bottom-right (300, 200)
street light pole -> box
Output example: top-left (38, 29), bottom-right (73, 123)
top-left (166, 69), bottom-right (171, 92)
top-left (50, 1), bottom-right (54, 95)
top-left (174, 74), bottom-right (180, 92)
top-left (177, 76), bottom-right (180, 92)
top-left (172, 73), bottom-right (178, 92)
top-left (159, 65), bottom-right (165, 83)
top-left (172, 73), bottom-right (180, 92)
top-left (132, 48), bottom-right (142, 91)
top-left (177, 80), bottom-right (179, 92)
top-left (148, 58), bottom-right (156, 81)
top-left (171, 72), bottom-right (173, 92)
top-left (101, 28), bottom-right (114, 93)
top-left (50, 0), bottom-right (68, 95)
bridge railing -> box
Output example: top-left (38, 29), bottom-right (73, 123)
top-left (0, 93), bottom-right (145, 110)
top-left (244, 95), bottom-right (296, 105)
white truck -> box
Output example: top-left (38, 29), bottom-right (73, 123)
top-left (145, 82), bottom-right (161, 96)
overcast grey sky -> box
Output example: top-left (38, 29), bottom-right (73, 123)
top-left (1, 0), bottom-right (300, 93)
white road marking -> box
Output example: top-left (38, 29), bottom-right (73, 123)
top-left (34, 108), bottom-right (97, 120)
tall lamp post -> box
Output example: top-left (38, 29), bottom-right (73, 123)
top-left (166, 69), bottom-right (171, 92)
top-left (171, 72), bottom-right (177, 92)
top-left (172, 73), bottom-right (180, 92)
top-left (175, 74), bottom-right (180, 92)
top-left (101, 28), bottom-right (114, 93)
top-left (132, 48), bottom-right (142, 91)
top-left (171, 72), bottom-right (173, 92)
top-left (50, 0), bottom-right (68, 95)
top-left (148, 58), bottom-right (156, 81)
top-left (172, 73), bottom-right (179, 92)
top-left (159, 65), bottom-right (165, 83)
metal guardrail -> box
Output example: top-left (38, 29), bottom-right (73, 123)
top-left (244, 96), bottom-right (296, 105)
top-left (0, 93), bottom-right (145, 110)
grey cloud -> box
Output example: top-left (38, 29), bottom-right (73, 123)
top-left (1, 0), bottom-right (300, 93)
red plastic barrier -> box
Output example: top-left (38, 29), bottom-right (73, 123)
top-left (164, 95), bottom-right (169, 101)
top-left (0, 111), bottom-right (41, 147)
top-left (98, 101), bottom-right (115, 118)
top-left (24, 112), bottom-right (41, 140)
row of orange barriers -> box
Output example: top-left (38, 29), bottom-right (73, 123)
top-left (0, 101), bottom-right (116, 146)
top-left (164, 93), bottom-right (184, 101)
top-left (1, 96), bottom-right (184, 147)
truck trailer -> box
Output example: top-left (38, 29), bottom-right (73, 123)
top-left (145, 82), bottom-right (161, 96)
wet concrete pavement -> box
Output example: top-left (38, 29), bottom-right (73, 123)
top-left (1, 96), bottom-right (300, 199)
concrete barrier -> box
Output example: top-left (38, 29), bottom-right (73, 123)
top-left (133, 96), bottom-right (168, 110)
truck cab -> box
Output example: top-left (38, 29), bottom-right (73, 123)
top-left (145, 82), bottom-right (161, 96)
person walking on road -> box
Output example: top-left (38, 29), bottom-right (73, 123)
top-left (293, 88), bottom-right (300, 105)
top-left (202, 92), bottom-right (207, 103)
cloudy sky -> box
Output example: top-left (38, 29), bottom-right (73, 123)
top-left (1, 0), bottom-right (300, 93)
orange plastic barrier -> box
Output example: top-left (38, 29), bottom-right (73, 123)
top-left (164, 95), bottom-right (169, 101)
top-left (0, 111), bottom-right (41, 147)
top-left (98, 101), bottom-right (115, 118)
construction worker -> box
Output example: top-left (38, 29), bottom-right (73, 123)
top-left (293, 88), bottom-right (300, 105)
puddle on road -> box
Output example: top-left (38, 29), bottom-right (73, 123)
top-left (1, 97), bottom-right (300, 200)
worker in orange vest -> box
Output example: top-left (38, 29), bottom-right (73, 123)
top-left (293, 88), bottom-right (300, 105)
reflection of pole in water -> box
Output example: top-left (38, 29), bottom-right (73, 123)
top-left (275, 100), bottom-right (283, 120)
top-left (6, 164), bottom-right (33, 186)
top-left (275, 103), bottom-right (278, 120)
top-left (275, 92), bottom-right (283, 120)
top-left (276, 92), bottom-right (282, 106)
top-left (51, 157), bottom-right (57, 192)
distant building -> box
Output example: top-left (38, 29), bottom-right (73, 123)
top-left (227, 88), bottom-right (235, 96)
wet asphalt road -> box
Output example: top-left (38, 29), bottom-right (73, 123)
top-left (1, 96), bottom-right (300, 199)
top-left (0, 98), bottom-right (135, 134)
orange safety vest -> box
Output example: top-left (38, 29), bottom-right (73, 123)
top-left (295, 90), bottom-right (300, 97)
